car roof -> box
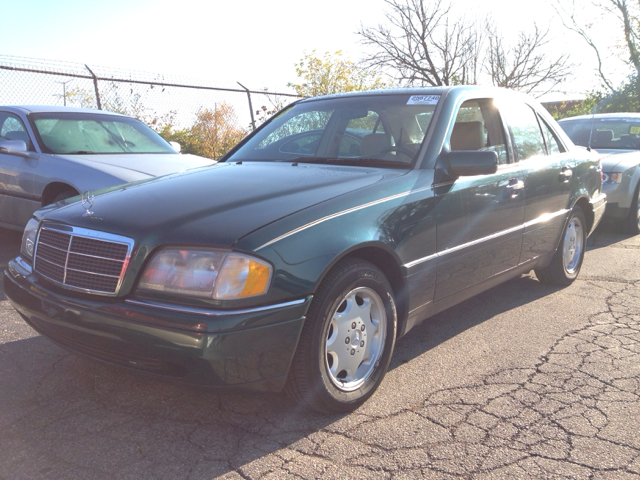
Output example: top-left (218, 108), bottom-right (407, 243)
top-left (558, 112), bottom-right (640, 122)
top-left (298, 85), bottom-right (513, 103)
top-left (0, 105), bottom-right (126, 116)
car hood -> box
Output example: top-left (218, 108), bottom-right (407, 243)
top-left (38, 161), bottom-right (404, 247)
top-left (53, 152), bottom-right (214, 177)
top-left (597, 149), bottom-right (640, 171)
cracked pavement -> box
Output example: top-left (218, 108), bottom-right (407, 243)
top-left (1, 225), bottom-right (639, 479)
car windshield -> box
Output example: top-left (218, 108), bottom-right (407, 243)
top-left (559, 117), bottom-right (640, 150)
top-left (30, 112), bottom-right (176, 154)
top-left (225, 93), bottom-right (440, 167)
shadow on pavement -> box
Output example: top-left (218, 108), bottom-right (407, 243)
top-left (586, 221), bottom-right (636, 251)
top-left (0, 274), bottom-right (565, 478)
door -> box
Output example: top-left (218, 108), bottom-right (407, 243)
top-left (434, 98), bottom-right (525, 302)
top-left (500, 102), bottom-right (574, 263)
top-left (0, 112), bottom-right (36, 228)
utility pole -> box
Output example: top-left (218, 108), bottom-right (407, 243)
top-left (55, 79), bottom-right (74, 106)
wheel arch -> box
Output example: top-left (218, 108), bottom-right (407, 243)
top-left (315, 243), bottom-right (409, 339)
top-left (573, 195), bottom-right (594, 233)
top-left (41, 182), bottom-right (79, 206)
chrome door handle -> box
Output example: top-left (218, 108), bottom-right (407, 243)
top-left (506, 179), bottom-right (525, 190)
top-left (560, 167), bottom-right (572, 182)
top-left (505, 178), bottom-right (524, 198)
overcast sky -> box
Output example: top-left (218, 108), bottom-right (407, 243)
top-left (2, 0), bottom-right (628, 101)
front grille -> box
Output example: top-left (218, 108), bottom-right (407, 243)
top-left (34, 225), bottom-right (133, 295)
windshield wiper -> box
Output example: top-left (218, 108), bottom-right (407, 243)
top-left (289, 156), bottom-right (412, 169)
top-left (64, 150), bottom-right (95, 154)
top-left (98, 122), bottom-right (130, 152)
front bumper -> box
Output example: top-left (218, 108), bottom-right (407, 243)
top-left (590, 192), bottom-right (607, 235)
top-left (601, 180), bottom-right (630, 219)
top-left (603, 202), bottom-right (629, 220)
top-left (4, 257), bottom-right (311, 391)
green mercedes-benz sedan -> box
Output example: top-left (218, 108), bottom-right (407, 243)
top-left (4, 86), bottom-right (606, 413)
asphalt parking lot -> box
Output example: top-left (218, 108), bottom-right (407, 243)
top-left (1, 224), bottom-right (639, 479)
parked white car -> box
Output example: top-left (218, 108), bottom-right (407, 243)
top-left (559, 113), bottom-right (640, 234)
top-left (0, 105), bottom-right (214, 231)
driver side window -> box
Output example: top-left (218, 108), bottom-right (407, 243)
top-left (0, 113), bottom-right (33, 151)
top-left (450, 99), bottom-right (508, 164)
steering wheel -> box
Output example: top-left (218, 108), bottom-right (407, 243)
top-left (378, 146), bottom-right (415, 158)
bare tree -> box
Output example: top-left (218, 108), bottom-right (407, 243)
top-left (604, 0), bottom-right (640, 76)
top-left (357, 0), bottom-right (481, 86)
top-left (555, 0), bottom-right (640, 92)
top-left (554, 0), bottom-right (620, 93)
top-left (485, 22), bottom-right (572, 97)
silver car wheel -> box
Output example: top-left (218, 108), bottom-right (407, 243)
top-left (563, 215), bottom-right (584, 274)
top-left (324, 286), bottom-right (387, 392)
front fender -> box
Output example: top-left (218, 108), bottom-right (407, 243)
top-left (235, 170), bottom-right (437, 305)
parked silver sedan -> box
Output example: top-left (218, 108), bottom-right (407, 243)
top-left (559, 113), bottom-right (640, 234)
top-left (0, 106), bottom-right (214, 231)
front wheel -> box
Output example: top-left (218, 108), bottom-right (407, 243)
top-left (285, 258), bottom-right (397, 413)
top-left (534, 206), bottom-right (587, 285)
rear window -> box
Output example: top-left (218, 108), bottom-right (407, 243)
top-left (559, 117), bottom-right (640, 150)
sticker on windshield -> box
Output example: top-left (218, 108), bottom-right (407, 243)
top-left (630, 126), bottom-right (640, 134)
top-left (407, 95), bottom-right (440, 105)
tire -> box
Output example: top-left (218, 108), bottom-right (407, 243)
top-left (623, 183), bottom-right (640, 235)
top-left (534, 206), bottom-right (587, 286)
top-left (285, 258), bottom-right (397, 413)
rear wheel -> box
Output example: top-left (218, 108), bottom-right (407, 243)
top-left (535, 206), bottom-right (586, 285)
top-left (623, 183), bottom-right (640, 235)
top-left (285, 258), bottom-right (397, 413)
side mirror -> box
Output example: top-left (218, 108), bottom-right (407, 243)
top-left (0, 139), bottom-right (38, 159)
top-left (447, 150), bottom-right (498, 177)
top-left (169, 141), bottom-right (181, 153)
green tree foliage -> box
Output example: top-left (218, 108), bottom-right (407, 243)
top-left (157, 125), bottom-right (200, 154)
top-left (547, 77), bottom-right (640, 120)
top-left (288, 50), bottom-right (388, 97)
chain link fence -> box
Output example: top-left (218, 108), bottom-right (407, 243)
top-left (0, 55), bottom-right (300, 159)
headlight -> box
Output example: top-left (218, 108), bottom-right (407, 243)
top-left (20, 218), bottom-right (39, 260)
top-left (604, 172), bottom-right (622, 184)
top-left (137, 248), bottom-right (272, 300)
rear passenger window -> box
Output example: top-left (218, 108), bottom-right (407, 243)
top-left (539, 119), bottom-right (564, 154)
top-left (502, 103), bottom-right (546, 161)
top-left (450, 99), bottom-right (508, 164)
